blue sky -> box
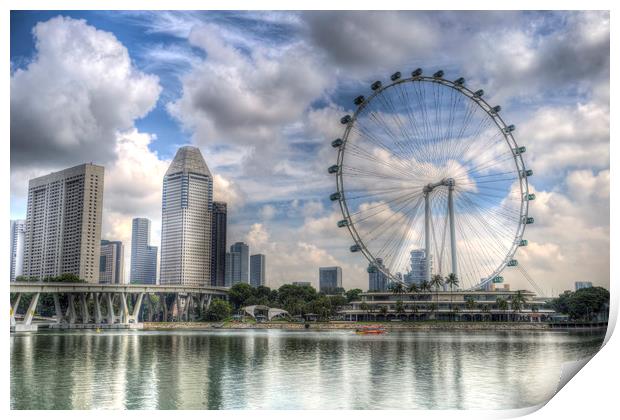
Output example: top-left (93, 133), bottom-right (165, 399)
top-left (10, 11), bottom-right (609, 293)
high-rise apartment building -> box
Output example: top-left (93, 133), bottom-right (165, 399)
top-left (368, 258), bottom-right (388, 291)
top-left (99, 240), bottom-right (125, 284)
top-left (226, 242), bottom-right (249, 286)
top-left (405, 249), bottom-right (431, 285)
top-left (250, 254), bottom-right (266, 287)
top-left (22, 164), bottom-right (104, 283)
top-left (130, 218), bottom-right (158, 284)
top-left (210, 201), bottom-right (227, 286)
top-left (10, 220), bottom-right (26, 281)
top-left (319, 266), bottom-right (342, 293)
top-left (160, 146), bottom-right (213, 286)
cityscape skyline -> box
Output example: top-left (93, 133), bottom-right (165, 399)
top-left (9, 11), bottom-right (610, 293)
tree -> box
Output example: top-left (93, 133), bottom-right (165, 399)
top-left (206, 299), bottom-right (232, 321)
top-left (551, 287), bottom-right (610, 321)
top-left (465, 297), bottom-right (476, 311)
top-left (496, 297), bottom-right (509, 321)
top-left (444, 273), bottom-right (459, 321)
top-left (428, 303), bottom-right (437, 320)
top-left (420, 280), bottom-right (431, 293)
top-left (229, 283), bottom-right (254, 308)
top-left (510, 290), bottom-right (527, 321)
top-left (407, 283), bottom-right (419, 294)
top-left (345, 288), bottom-right (363, 303)
top-left (53, 273), bottom-right (84, 283)
top-left (395, 300), bottom-right (405, 317)
top-left (389, 282), bottom-right (406, 295)
top-left (360, 301), bottom-right (370, 319)
top-left (430, 274), bottom-right (444, 314)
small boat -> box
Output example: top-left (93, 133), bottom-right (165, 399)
top-left (355, 325), bottom-right (387, 335)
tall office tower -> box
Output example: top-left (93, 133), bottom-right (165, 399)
top-left (250, 254), bottom-right (266, 287)
top-left (224, 252), bottom-right (233, 287)
top-left (407, 249), bottom-right (431, 285)
top-left (160, 146), bottom-right (213, 286)
top-left (99, 240), bottom-right (125, 284)
top-left (10, 220), bottom-right (26, 281)
top-left (226, 242), bottom-right (249, 285)
top-left (22, 164), bottom-right (104, 283)
top-left (130, 218), bottom-right (158, 284)
top-left (319, 266), bottom-right (342, 293)
top-left (368, 258), bottom-right (388, 291)
top-left (210, 201), bottom-right (227, 286)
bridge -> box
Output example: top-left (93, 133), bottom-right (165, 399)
top-left (10, 282), bottom-right (229, 332)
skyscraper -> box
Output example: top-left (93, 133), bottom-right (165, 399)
top-left (210, 201), bottom-right (227, 286)
top-left (130, 218), bottom-right (158, 284)
top-left (406, 249), bottom-right (431, 285)
top-left (23, 164), bottom-right (104, 283)
top-left (160, 146), bottom-right (213, 286)
top-left (319, 266), bottom-right (342, 293)
top-left (250, 254), bottom-right (266, 287)
top-left (226, 242), bottom-right (249, 285)
top-left (99, 240), bottom-right (125, 284)
top-left (10, 220), bottom-right (26, 282)
top-left (368, 258), bottom-right (388, 291)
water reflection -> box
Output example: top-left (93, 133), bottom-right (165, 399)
top-left (10, 329), bottom-right (604, 410)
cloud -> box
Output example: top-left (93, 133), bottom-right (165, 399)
top-left (11, 16), bottom-right (161, 170)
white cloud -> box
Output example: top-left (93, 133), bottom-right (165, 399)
top-left (11, 16), bottom-right (161, 169)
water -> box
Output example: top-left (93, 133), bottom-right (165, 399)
top-left (10, 329), bottom-right (604, 410)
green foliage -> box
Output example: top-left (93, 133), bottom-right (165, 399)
top-left (15, 273), bottom-right (85, 283)
top-left (228, 283), bottom-right (255, 308)
top-left (206, 299), bottom-right (232, 321)
top-left (551, 287), bottom-right (609, 320)
top-left (395, 300), bottom-right (405, 314)
top-left (345, 288), bottom-right (363, 302)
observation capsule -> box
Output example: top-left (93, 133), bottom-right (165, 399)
top-left (454, 77), bottom-right (465, 85)
top-left (350, 244), bottom-right (361, 253)
top-left (492, 276), bottom-right (504, 283)
top-left (525, 193), bottom-right (536, 201)
top-left (507, 259), bottom-right (518, 267)
top-left (328, 165), bottom-right (339, 174)
top-left (519, 239), bottom-right (529, 246)
top-left (514, 146), bottom-right (526, 155)
top-left (473, 89), bottom-right (484, 98)
top-left (390, 71), bottom-right (401, 81)
top-left (411, 68), bottom-right (423, 77)
top-left (491, 105), bottom-right (502, 114)
top-left (371, 80), bottom-right (382, 90)
top-left (433, 70), bottom-right (444, 78)
top-left (504, 124), bottom-right (515, 133)
top-left (340, 115), bottom-right (352, 124)
top-left (524, 217), bottom-right (535, 224)
top-left (521, 169), bottom-right (534, 177)
top-left (331, 138), bottom-right (343, 148)
top-left (367, 265), bottom-right (378, 274)
top-left (353, 95), bottom-right (365, 106)
top-left (337, 219), bottom-right (349, 228)
top-left (329, 192), bottom-right (341, 201)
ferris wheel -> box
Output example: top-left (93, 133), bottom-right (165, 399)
top-left (329, 69), bottom-right (534, 290)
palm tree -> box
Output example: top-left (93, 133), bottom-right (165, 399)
top-left (510, 290), bottom-right (527, 322)
top-left (407, 282), bottom-right (419, 294)
top-left (395, 300), bottom-right (405, 318)
top-left (389, 281), bottom-right (406, 296)
top-left (444, 273), bottom-right (459, 321)
top-left (430, 275), bottom-right (444, 318)
top-left (360, 301), bottom-right (370, 321)
top-left (496, 297), bottom-right (509, 321)
top-left (466, 297), bottom-right (476, 311)
top-left (428, 302), bottom-right (437, 320)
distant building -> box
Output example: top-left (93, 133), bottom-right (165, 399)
top-left (368, 258), bottom-right (389, 291)
top-left (575, 281), bottom-right (593, 291)
top-left (99, 240), bottom-right (125, 284)
top-left (130, 218), bottom-right (158, 284)
top-left (160, 146), bottom-right (213, 286)
top-left (405, 249), bottom-right (431, 285)
top-left (10, 220), bottom-right (26, 281)
top-left (319, 266), bottom-right (342, 293)
top-left (292, 281), bottom-right (312, 287)
top-left (23, 163), bottom-right (104, 283)
top-left (250, 254), bottom-right (266, 287)
top-left (226, 242), bottom-right (249, 286)
top-left (210, 201), bottom-right (227, 287)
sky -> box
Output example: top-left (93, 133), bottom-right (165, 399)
top-left (10, 11), bottom-right (609, 294)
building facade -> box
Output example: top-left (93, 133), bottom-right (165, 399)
top-left (250, 254), bottom-right (266, 287)
top-left (160, 146), bottom-right (213, 286)
top-left (210, 201), bottom-right (227, 286)
top-left (130, 218), bottom-right (158, 284)
top-left (368, 258), bottom-right (389, 292)
top-left (319, 266), bottom-right (342, 293)
top-left (10, 220), bottom-right (26, 281)
top-left (226, 242), bottom-right (249, 286)
top-left (22, 164), bottom-right (104, 283)
top-left (575, 281), bottom-right (593, 291)
top-left (292, 281), bottom-right (312, 287)
top-left (99, 240), bottom-right (125, 284)
top-left (405, 249), bottom-right (430, 285)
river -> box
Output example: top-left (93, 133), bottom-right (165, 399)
top-left (10, 329), bottom-right (605, 410)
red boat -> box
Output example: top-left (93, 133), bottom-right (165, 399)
top-left (355, 325), bottom-right (387, 335)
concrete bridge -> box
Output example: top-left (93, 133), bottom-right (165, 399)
top-left (10, 282), bottom-right (228, 332)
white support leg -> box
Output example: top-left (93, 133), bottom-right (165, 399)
top-left (66, 294), bottom-right (77, 324)
top-left (130, 293), bottom-right (144, 323)
top-left (424, 191), bottom-right (431, 283)
top-left (106, 293), bottom-right (116, 325)
top-left (23, 292), bottom-right (40, 326)
top-left (94, 293), bottom-right (103, 324)
top-left (80, 293), bottom-right (90, 324)
top-left (53, 294), bottom-right (63, 324)
top-left (10, 293), bottom-right (21, 326)
top-left (448, 182), bottom-right (458, 278)
top-left (120, 292), bottom-right (129, 324)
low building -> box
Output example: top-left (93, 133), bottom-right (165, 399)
top-left (575, 281), bottom-right (593, 291)
top-left (340, 290), bottom-right (555, 322)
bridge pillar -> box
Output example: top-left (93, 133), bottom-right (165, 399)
top-left (130, 292), bottom-right (144, 323)
top-left (53, 293), bottom-right (63, 324)
top-left (10, 293), bottom-right (22, 327)
top-left (120, 292), bottom-right (130, 324)
top-left (23, 292), bottom-right (40, 326)
top-left (106, 293), bottom-right (116, 325)
top-left (80, 293), bottom-right (90, 324)
top-left (66, 294), bottom-right (77, 324)
top-left (94, 293), bottom-right (103, 324)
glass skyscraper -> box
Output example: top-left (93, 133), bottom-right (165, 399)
top-left (250, 254), bottom-right (266, 287)
top-left (130, 217), bottom-right (157, 284)
top-left (210, 201), bottom-right (227, 287)
top-left (226, 242), bottom-right (249, 285)
top-left (160, 146), bottom-right (213, 286)
top-left (319, 266), bottom-right (342, 293)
